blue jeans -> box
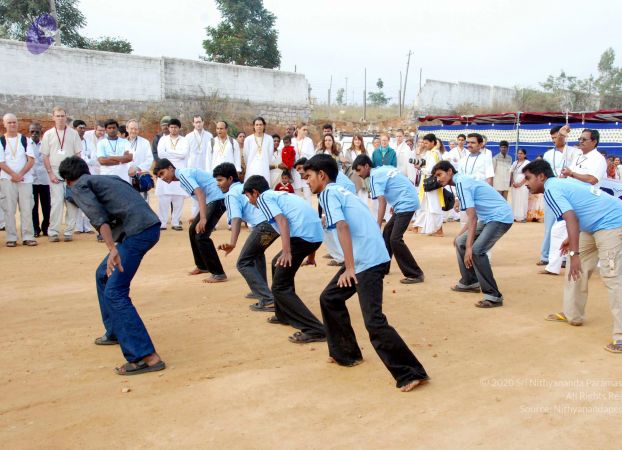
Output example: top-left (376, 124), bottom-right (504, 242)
top-left (540, 205), bottom-right (555, 262)
top-left (455, 221), bottom-right (512, 303)
top-left (96, 224), bottom-right (160, 362)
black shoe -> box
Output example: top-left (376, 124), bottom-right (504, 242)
top-left (34, 232), bottom-right (40, 238)
top-left (400, 276), bottom-right (424, 284)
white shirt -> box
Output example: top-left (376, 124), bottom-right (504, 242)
top-left (244, 133), bottom-right (275, 185)
top-left (126, 136), bottom-right (153, 172)
top-left (447, 146), bottom-right (467, 169)
top-left (0, 134), bottom-right (35, 183)
top-left (543, 145), bottom-right (576, 177)
top-left (28, 139), bottom-right (50, 185)
top-left (186, 129), bottom-right (212, 171)
top-left (459, 152), bottom-right (494, 181)
top-left (291, 136), bottom-right (314, 189)
top-left (481, 148), bottom-right (493, 158)
top-left (569, 148), bottom-right (607, 187)
top-left (395, 141), bottom-right (412, 177)
top-left (208, 135), bottom-right (241, 172)
top-left (156, 134), bottom-right (190, 197)
top-left (97, 137), bottom-right (131, 183)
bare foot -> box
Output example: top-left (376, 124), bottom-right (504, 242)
top-left (188, 267), bottom-right (208, 275)
top-left (203, 275), bottom-right (228, 283)
top-left (411, 227), bottom-right (420, 233)
top-left (429, 228), bottom-right (444, 237)
top-left (400, 379), bottom-right (427, 392)
top-left (327, 357), bottom-right (363, 367)
top-left (301, 259), bottom-right (316, 267)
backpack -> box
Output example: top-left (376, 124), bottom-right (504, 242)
top-left (0, 134), bottom-right (29, 155)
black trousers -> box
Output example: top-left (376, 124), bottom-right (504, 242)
top-left (271, 238), bottom-right (325, 337)
top-left (189, 200), bottom-right (226, 275)
top-left (382, 211), bottom-right (424, 278)
top-left (32, 184), bottom-right (51, 235)
top-left (320, 263), bottom-right (428, 387)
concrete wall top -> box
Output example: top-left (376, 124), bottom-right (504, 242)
top-left (0, 38), bottom-right (309, 106)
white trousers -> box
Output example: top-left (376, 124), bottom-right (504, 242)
top-left (49, 181), bottom-right (77, 237)
top-left (0, 180), bottom-right (34, 242)
top-left (0, 203), bottom-right (4, 227)
top-left (371, 198), bottom-right (392, 221)
top-left (546, 220), bottom-right (568, 274)
top-left (75, 209), bottom-right (92, 232)
top-left (158, 195), bottom-right (185, 227)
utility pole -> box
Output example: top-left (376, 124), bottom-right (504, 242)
top-left (419, 68), bottom-right (423, 94)
top-left (364, 68), bottom-right (367, 121)
top-left (328, 75), bottom-right (332, 108)
top-left (49, 0), bottom-right (60, 45)
top-left (345, 77), bottom-right (348, 105)
top-left (402, 50), bottom-right (412, 111)
top-left (399, 71), bottom-right (403, 118)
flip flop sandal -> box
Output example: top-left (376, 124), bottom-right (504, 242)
top-left (536, 260), bottom-right (549, 266)
top-left (451, 284), bottom-right (481, 293)
top-left (203, 274), bottom-right (227, 283)
top-left (115, 360), bottom-right (166, 376)
top-left (604, 342), bottom-right (622, 353)
top-left (267, 315), bottom-right (287, 325)
top-left (94, 335), bottom-right (119, 345)
top-left (475, 300), bottom-right (503, 308)
top-left (5, 241), bottom-right (16, 247)
top-left (288, 331), bottom-right (327, 344)
top-left (545, 312), bottom-right (568, 322)
top-left (249, 302), bottom-right (275, 312)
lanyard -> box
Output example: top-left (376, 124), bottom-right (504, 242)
top-left (130, 138), bottom-right (138, 152)
top-left (194, 130), bottom-right (203, 152)
top-left (4, 134), bottom-right (19, 158)
top-left (55, 128), bottom-right (66, 150)
top-left (216, 137), bottom-right (227, 156)
top-left (466, 153), bottom-right (480, 174)
top-left (107, 138), bottom-right (118, 154)
top-left (170, 136), bottom-right (179, 150)
top-left (254, 135), bottom-right (264, 155)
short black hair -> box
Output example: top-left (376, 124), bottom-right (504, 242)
top-left (457, 133), bottom-right (466, 139)
top-left (72, 119), bottom-right (86, 128)
top-left (272, 134), bottom-right (281, 140)
top-left (281, 169), bottom-right (291, 178)
top-left (243, 175), bottom-right (269, 194)
top-left (59, 155), bottom-right (90, 182)
top-left (550, 125), bottom-right (563, 135)
top-left (212, 162), bottom-right (240, 182)
top-left (323, 123), bottom-right (333, 131)
top-left (352, 154), bottom-right (373, 170)
top-left (467, 132), bottom-right (483, 144)
top-left (422, 133), bottom-right (437, 143)
top-left (431, 160), bottom-right (456, 174)
top-left (303, 154), bottom-right (338, 182)
top-left (104, 119), bottom-right (118, 128)
top-left (217, 120), bottom-right (229, 129)
top-left (153, 158), bottom-right (175, 174)
top-left (522, 159), bottom-right (555, 178)
top-left (583, 128), bottom-right (600, 145)
top-left (283, 135), bottom-right (292, 143)
top-left (294, 157), bottom-right (308, 168)
top-left (169, 118), bottom-right (181, 127)
top-left (499, 140), bottom-right (509, 147)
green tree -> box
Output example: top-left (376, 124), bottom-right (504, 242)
top-left (336, 88), bottom-right (345, 106)
top-left (595, 47), bottom-right (622, 108)
top-left (0, 0), bottom-right (88, 48)
top-left (202, 0), bottom-right (281, 69)
top-left (368, 78), bottom-right (390, 106)
top-left (85, 36), bottom-right (132, 54)
top-left (540, 70), bottom-right (595, 111)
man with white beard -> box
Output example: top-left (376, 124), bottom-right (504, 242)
top-left (126, 119), bottom-right (154, 201)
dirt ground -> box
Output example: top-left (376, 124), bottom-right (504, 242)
top-left (1, 200), bottom-right (621, 449)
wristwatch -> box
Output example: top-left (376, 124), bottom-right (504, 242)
top-left (568, 251), bottom-right (580, 257)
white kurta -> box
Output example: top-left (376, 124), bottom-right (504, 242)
top-left (291, 136), bottom-right (314, 189)
top-left (208, 136), bottom-right (241, 172)
top-left (127, 136), bottom-right (153, 172)
top-left (413, 149), bottom-right (444, 233)
top-left (395, 141), bottom-right (411, 178)
top-left (82, 137), bottom-right (100, 175)
top-left (244, 133), bottom-right (274, 184)
top-left (156, 135), bottom-right (190, 197)
top-left (510, 159), bottom-right (530, 221)
top-left (186, 129), bottom-right (212, 171)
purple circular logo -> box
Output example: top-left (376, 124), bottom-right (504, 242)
top-left (26, 13), bottom-right (57, 55)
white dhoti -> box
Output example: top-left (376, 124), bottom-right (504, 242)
top-left (546, 220), bottom-right (568, 274)
top-left (413, 190), bottom-right (443, 234)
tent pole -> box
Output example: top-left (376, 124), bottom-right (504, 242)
top-left (515, 112), bottom-right (521, 160)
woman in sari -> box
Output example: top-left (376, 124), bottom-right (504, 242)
top-left (412, 133), bottom-right (444, 236)
top-left (509, 148), bottom-right (529, 222)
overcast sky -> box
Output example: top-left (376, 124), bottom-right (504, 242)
top-left (80, 0), bottom-right (622, 105)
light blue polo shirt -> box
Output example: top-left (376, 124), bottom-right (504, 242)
top-left (319, 183), bottom-right (390, 273)
top-left (224, 182), bottom-right (265, 226)
top-left (369, 166), bottom-right (419, 213)
top-left (454, 173), bottom-right (513, 224)
top-left (544, 177), bottom-right (622, 233)
top-left (257, 190), bottom-right (323, 243)
top-left (336, 172), bottom-right (356, 194)
top-left (176, 168), bottom-right (225, 203)
top-left (96, 137), bottom-right (129, 158)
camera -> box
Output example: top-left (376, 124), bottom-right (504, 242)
top-left (409, 157), bottom-right (426, 167)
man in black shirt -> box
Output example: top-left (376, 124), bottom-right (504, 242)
top-left (59, 156), bottom-right (165, 376)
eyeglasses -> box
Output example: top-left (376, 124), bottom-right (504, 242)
top-left (577, 137), bottom-right (592, 142)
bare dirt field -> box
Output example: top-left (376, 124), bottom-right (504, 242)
top-left (1, 202), bottom-right (620, 449)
